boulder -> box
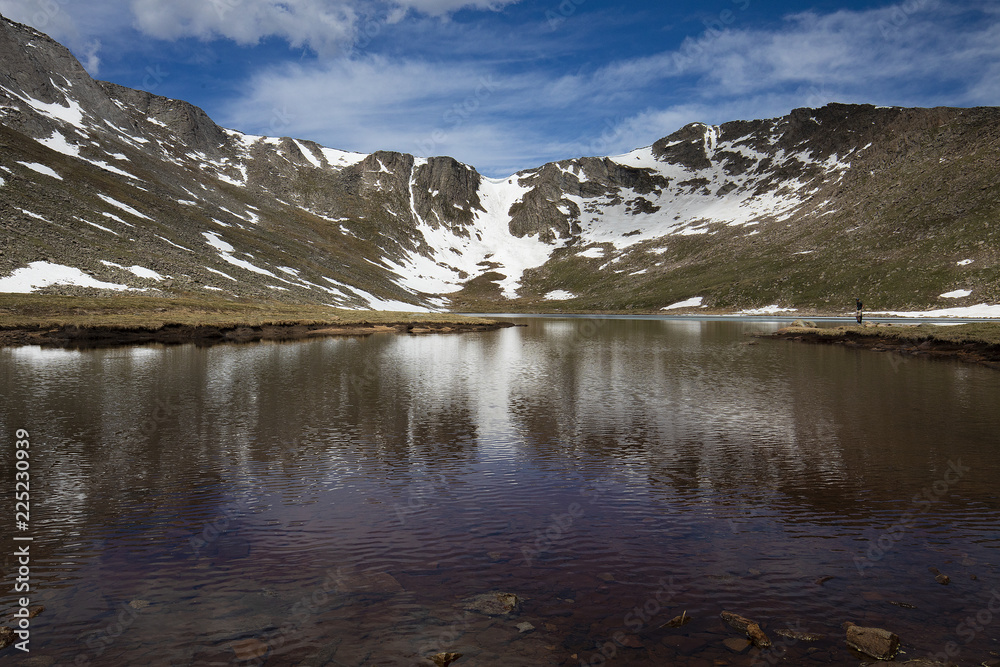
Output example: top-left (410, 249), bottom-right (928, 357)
top-left (462, 592), bottom-right (520, 616)
top-left (721, 611), bottom-right (771, 648)
top-left (430, 652), bottom-right (462, 666)
top-left (844, 622), bottom-right (900, 660)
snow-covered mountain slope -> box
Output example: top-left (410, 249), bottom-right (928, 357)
top-left (1, 13), bottom-right (998, 312)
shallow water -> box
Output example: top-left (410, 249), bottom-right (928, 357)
top-left (1, 318), bottom-right (998, 666)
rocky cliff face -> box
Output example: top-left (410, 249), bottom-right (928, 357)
top-left (1, 13), bottom-right (998, 312)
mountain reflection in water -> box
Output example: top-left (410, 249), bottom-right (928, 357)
top-left (1, 318), bottom-right (998, 665)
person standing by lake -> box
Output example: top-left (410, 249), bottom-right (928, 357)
top-left (856, 298), bottom-right (863, 324)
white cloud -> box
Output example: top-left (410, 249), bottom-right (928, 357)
top-left (128, 0), bottom-right (522, 53)
top-left (550, 1), bottom-right (1000, 160)
top-left (0, 0), bottom-right (523, 70)
top-left (129, 0), bottom-right (357, 54)
top-left (220, 0), bottom-right (1000, 174)
top-left (219, 54), bottom-right (552, 174)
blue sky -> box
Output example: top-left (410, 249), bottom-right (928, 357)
top-left (2, 0), bottom-right (999, 176)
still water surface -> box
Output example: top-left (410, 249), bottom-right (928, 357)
top-left (1, 318), bottom-right (998, 666)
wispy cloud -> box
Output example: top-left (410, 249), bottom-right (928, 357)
top-left (216, 1), bottom-right (1000, 175)
top-left (1, 0), bottom-right (998, 175)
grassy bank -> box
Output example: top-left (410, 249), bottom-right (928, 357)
top-left (0, 293), bottom-right (495, 330)
top-left (780, 322), bottom-right (1000, 346)
top-left (769, 322), bottom-right (1000, 369)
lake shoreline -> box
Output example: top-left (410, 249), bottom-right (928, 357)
top-left (0, 320), bottom-right (517, 349)
top-left (0, 294), bottom-right (517, 348)
top-left (766, 323), bottom-right (1000, 369)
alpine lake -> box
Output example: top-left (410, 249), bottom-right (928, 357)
top-left (2, 316), bottom-right (999, 666)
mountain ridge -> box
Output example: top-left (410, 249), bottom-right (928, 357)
top-left (1, 13), bottom-right (998, 313)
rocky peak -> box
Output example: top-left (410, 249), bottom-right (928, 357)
top-left (412, 156), bottom-right (485, 231)
top-left (97, 81), bottom-right (229, 154)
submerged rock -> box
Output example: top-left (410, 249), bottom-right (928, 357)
top-left (229, 638), bottom-right (268, 661)
top-left (660, 611), bottom-right (692, 628)
top-left (429, 652), bottom-right (462, 666)
top-left (722, 636), bottom-right (751, 654)
top-left (844, 622), bottom-right (900, 660)
top-left (0, 626), bottom-right (15, 650)
top-left (516, 622), bottom-right (535, 633)
top-left (335, 570), bottom-right (404, 594)
top-left (721, 611), bottom-right (771, 649)
top-left (462, 591), bottom-right (520, 616)
top-left (775, 628), bottom-right (824, 642)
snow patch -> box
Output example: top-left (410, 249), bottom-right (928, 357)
top-left (19, 209), bottom-right (47, 221)
top-left (14, 91), bottom-right (85, 127)
top-left (97, 194), bottom-right (151, 220)
top-left (0, 261), bottom-right (131, 293)
top-left (956, 259), bottom-right (973, 266)
top-left (202, 232), bottom-right (234, 253)
top-left (79, 219), bottom-right (118, 235)
top-left (157, 235), bottom-right (191, 252)
top-left (100, 261), bottom-right (165, 280)
top-left (578, 247), bottom-right (605, 259)
top-left (663, 296), bottom-right (704, 310)
top-left (39, 130), bottom-right (80, 157)
top-left (101, 212), bottom-right (134, 227)
top-left (17, 162), bottom-right (62, 180)
top-left (740, 305), bottom-right (797, 315)
top-left (543, 290), bottom-right (576, 301)
top-left (294, 140), bottom-right (323, 168)
top-left (201, 232), bottom-right (278, 277)
top-left (873, 304), bottom-right (1000, 318)
top-left (940, 289), bottom-right (972, 299)
top-left (205, 267), bottom-right (237, 281)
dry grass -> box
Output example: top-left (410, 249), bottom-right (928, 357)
top-left (0, 293), bottom-right (495, 330)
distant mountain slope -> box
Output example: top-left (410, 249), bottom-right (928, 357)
top-left (1, 14), bottom-right (997, 312)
